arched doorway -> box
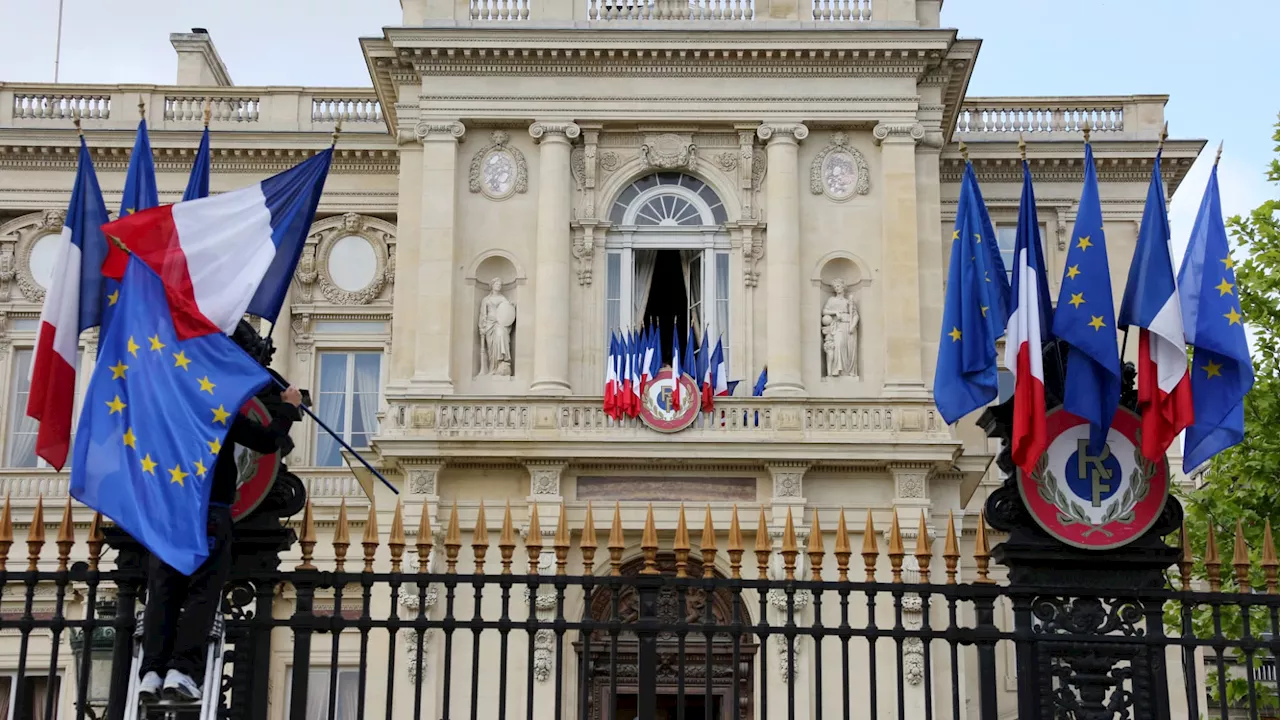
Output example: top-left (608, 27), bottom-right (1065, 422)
top-left (604, 172), bottom-right (733, 372)
top-left (576, 554), bottom-right (757, 720)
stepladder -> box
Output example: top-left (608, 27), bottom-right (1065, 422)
top-left (122, 609), bottom-right (226, 720)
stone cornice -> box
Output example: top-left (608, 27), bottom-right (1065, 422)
top-left (0, 143), bottom-right (399, 175)
top-left (939, 139), bottom-right (1204, 194)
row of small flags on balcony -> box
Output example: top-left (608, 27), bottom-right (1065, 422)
top-left (936, 131), bottom-right (1254, 475)
top-left (25, 102), bottom-right (336, 572)
top-left (603, 324), bottom-right (730, 419)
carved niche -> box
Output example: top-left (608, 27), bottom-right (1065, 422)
top-left (809, 132), bottom-right (870, 201)
top-left (469, 130), bottom-right (528, 200)
top-left (639, 133), bottom-right (697, 171)
top-left (301, 213), bottom-right (396, 306)
top-left (0, 210), bottom-right (66, 304)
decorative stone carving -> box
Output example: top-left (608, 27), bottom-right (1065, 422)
top-left (821, 278), bottom-right (860, 378)
top-left (871, 122), bottom-right (926, 145)
top-left (528, 122), bottom-right (581, 142)
top-left (398, 556), bottom-right (440, 684)
top-left (532, 630), bottom-right (555, 682)
top-left (415, 120), bottom-right (466, 142)
top-left (598, 151), bottom-right (620, 173)
top-left (0, 243), bottom-right (14, 302)
top-left (40, 209), bottom-right (65, 232)
top-left (766, 463), bottom-right (809, 499)
top-left (290, 313), bottom-right (314, 363)
top-left (742, 234), bottom-right (763, 288)
top-left (809, 132), bottom-right (870, 201)
top-left (477, 279), bottom-right (515, 376)
top-left (570, 147), bottom-right (586, 190)
top-left (889, 464), bottom-right (931, 500)
top-left (407, 467), bottom-right (438, 495)
top-left (751, 147), bottom-right (768, 191)
top-left (639, 133), bottom-right (697, 171)
top-left (469, 130), bottom-right (527, 200)
top-left (572, 227), bottom-right (595, 286)
top-left (755, 123), bottom-right (809, 143)
top-left (525, 461), bottom-right (567, 497)
top-left (1055, 206), bottom-right (1070, 251)
top-left (305, 213), bottom-right (395, 306)
top-left (6, 209), bottom-right (70, 304)
top-left (715, 152), bottom-right (738, 171)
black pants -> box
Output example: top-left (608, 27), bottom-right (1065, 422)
top-left (139, 505), bottom-right (233, 678)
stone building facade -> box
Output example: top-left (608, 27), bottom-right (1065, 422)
top-left (0, 2), bottom-right (1204, 718)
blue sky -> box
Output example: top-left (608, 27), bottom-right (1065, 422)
top-left (1, 0), bottom-right (1276, 242)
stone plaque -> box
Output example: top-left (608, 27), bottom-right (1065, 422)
top-left (577, 476), bottom-right (756, 502)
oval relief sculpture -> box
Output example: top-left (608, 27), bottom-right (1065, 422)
top-left (821, 151), bottom-right (860, 202)
top-left (809, 132), bottom-right (870, 202)
top-left (311, 213), bottom-right (393, 306)
top-left (469, 130), bottom-right (528, 201)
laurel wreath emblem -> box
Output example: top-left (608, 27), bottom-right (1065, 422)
top-left (1032, 433), bottom-right (1156, 539)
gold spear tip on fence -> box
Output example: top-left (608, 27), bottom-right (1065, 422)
top-left (782, 507), bottom-right (797, 554)
top-left (555, 502), bottom-right (570, 548)
top-left (500, 501), bottom-right (516, 548)
top-left (642, 503), bottom-right (658, 550)
top-left (334, 498), bottom-right (350, 546)
top-left (28, 495), bottom-right (45, 544)
top-left (445, 502), bottom-right (461, 547)
top-left (755, 506), bottom-right (771, 552)
top-left (974, 510), bottom-right (993, 584)
top-left (861, 509), bottom-right (878, 553)
top-left (87, 511), bottom-right (104, 570)
top-left (1018, 133), bottom-right (1027, 162)
top-left (57, 497), bottom-right (74, 545)
top-left (582, 502), bottom-right (597, 550)
top-left (1233, 518), bottom-right (1251, 588)
top-left (296, 498), bottom-right (317, 571)
top-left (835, 508), bottom-right (850, 552)
top-left (389, 500), bottom-right (406, 549)
top-left (807, 509), bottom-right (824, 554)
top-left (473, 501), bottom-right (488, 544)
top-left (701, 505), bottom-right (716, 551)
top-left (608, 502), bottom-right (623, 551)
top-left (416, 499), bottom-right (431, 551)
top-left (728, 505), bottom-right (743, 553)
top-left (363, 503), bottom-right (380, 545)
top-left (527, 502), bottom-right (542, 549)
top-left (1264, 520), bottom-right (1278, 567)
top-left (675, 504), bottom-right (691, 552)
top-left (888, 512), bottom-right (904, 556)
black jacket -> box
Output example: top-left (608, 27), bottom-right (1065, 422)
top-left (210, 410), bottom-right (296, 506)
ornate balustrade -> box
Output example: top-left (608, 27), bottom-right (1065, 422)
top-left (582, 0), bottom-right (871, 21)
top-left (0, 84), bottom-right (385, 134)
top-left (0, 467), bottom-right (365, 503)
top-left (955, 95), bottom-right (1169, 141)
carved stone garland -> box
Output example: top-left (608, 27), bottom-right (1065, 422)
top-left (2, 209), bottom-right (66, 304)
top-left (809, 132), bottom-right (870, 202)
top-left (399, 554), bottom-right (440, 683)
top-left (302, 213), bottom-right (396, 306)
top-left (469, 130), bottom-right (528, 200)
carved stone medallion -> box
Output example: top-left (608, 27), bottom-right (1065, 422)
top-left (810, 132), bottom-right (870, 201)
top-left (640, 133), bottom-right (697, 171)
top-left (305, 213), bottom-right (396, 306)
top-left (469, 130), bottom-right (528, 200)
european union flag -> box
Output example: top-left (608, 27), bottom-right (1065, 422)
top-left (934, 163), bottom-right (1002, 424)
top-left (103, 120), bottom-right (159, 335)
top-left (969, 166), bottom-right (1012, 333)
top-left (1051, 143), bottom-right (1121, 452)
top-left (1176, 162), bottom-right (1255, 472)
top-left (69, 258), bottom-right (269, 574)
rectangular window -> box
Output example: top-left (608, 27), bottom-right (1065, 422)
top-left (605, 251), bottom-right (622, 335)
top-left (285, 668), bottom-right (360, 720)
top-left (994, 222), bottom-right (1049, 281)
top-left (714, 251), bottom-right (730, 373)
top-left (0, 673), bottom-right (62, 720)
top-left (7, 350), bottom-right (82, 469)
top-left (315, 352), bottom-right (382, 467)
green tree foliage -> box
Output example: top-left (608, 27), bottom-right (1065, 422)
top-left (1170, 116), bottom-right (1280, 713)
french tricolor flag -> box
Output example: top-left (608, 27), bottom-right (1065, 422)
top-left (604, 332), bottom-right (620, 419)
top-left (27, 137), bottom-right (110, 470)
top-left (1118, 151), bottom-right (1193, 462)
top-left (1004, 161), bottom-right (1055, 475)
top-left (101, 149), bottom-right (332, 338)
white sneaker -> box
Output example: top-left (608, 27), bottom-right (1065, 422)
top-left (137, 672), bottom-right (162, 702)
top-left (162, 669), bottom-right (202, 702)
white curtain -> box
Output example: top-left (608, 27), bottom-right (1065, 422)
top-left (352, 354), bottom-right (381, 447)
top-left (7, 350), bottom-right (38, 467)
top-left (632, 249), bottom-right (657, 326)
top-left (301, 670), bottom-right (360, 720)
top-left (316, 355), bottom-right (348, 467)
top-left (680, 249), bottom-right (703, 338)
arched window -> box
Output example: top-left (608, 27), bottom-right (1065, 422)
top-left (604, 173), bottom-right (733, 378)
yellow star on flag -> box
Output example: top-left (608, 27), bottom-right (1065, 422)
top-left (1224, 308), bottom-right (1243, 325)
top-left (208, 437), bottom-right (222, 455)
top-left (148, 335), bottom-right (165, 352)
top-left (105, 395), bottom-right (126, 414)
top-left (1066, 265), bottom-right (1081, 280)
top-left (1221, 255), bottom-right (1235, 269)
top-left (951, 229), bottom-right (959, 240)
top-left (194, 459), bottom-right (208, 477)
top-left (127, 337), bottom-right (140, 357)
top-left (974, 233), bottom-right (982, 243)
top-left (109, 361), bottom-right (128, 379)
top-left (124, 208), bottom-right (135, 216)
top-left (107, 290), bottom-right (119, 306)
top-left (198, 376), bottom-right (216, 394)
top-left (212, 405), bottom-right (231, 425)
top-left (168, 465), bottom-right (189, 487)
top-left (122, 428), bottom-right (136, 448)
top-left (173, 351), bottom-right (191, 370)
top-left (140, 454), bottom-right (157, 475)
top-left (980, 306), bottom-right (989, 318)
top-left (1215, 278), bottom-right (1235, 296)
top-left (1068, 293), bottom-right (1085, 309)
top-left (948, 327), bottom-right (962, 342)
top-left (1077, 236), bottom-right (1093, 251)
top-left (1088, 315), bottom-right (1106, 331)
top-left (1202, 360), bottom-right (1223, 379)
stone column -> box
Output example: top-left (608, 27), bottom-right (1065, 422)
top-left (873, 122), bottom-right (927, 395)
top-left (528, 121), bottom-right (580, 395)
top-left (389, 132), bottom-right (424, 390)
top-left (411, 120), bottom-right (466, 395)
top-left (756, 122), bottom-right (808, 396)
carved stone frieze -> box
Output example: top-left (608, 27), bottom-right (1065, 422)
top-left (639, 133), bottom-right (697, 171)
top-left (872, 122), bottom-right (926, 145)
top-left (810, 132), bottom-right (870, 201)
top-left (469, 130), bottom-right (527, 200)
top-left (302, 213), bottom-right (396, 306)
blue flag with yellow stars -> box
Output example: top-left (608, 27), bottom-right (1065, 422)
top-left (1176, 162), bottom-right (1255, 472)
top-left (934, 162), bottom-right (1003, 424)
top-left (102, 120), bottom-right (159, 336)
top-left (69, 258), bottom-right (269, 575)
top-left (968, 165), bottom-right (1012, 332)
top-left (1051, 142), bottom-right (1121, 452)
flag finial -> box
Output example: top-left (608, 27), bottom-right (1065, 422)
top-left (71, 109), bottom-right (82, 137)
top-left (203, 99), bottom-right (212, 128)
top-left (1018, 133), bottom-right (1026, 163)
top-left (331, 121), bottom-right (343, 148)
top-left (1157, 121), bottom-right (1168, 153)
top-left (1082, 119), bottom-right (1092, 145)
top-left (1215, 141), bottom-right (1224, 167)
top-left (958, 141), bottom-right (969, 163)
top-left (137, 95), bottom-right (146, 119)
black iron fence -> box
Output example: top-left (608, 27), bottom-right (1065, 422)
top-left (1, 498), bottom-right (1279, 720)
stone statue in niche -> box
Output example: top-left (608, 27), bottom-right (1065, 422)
top-left (478, 278), bottom-right (516, 376)
top-left (821, 278), bottom-right (859, 378)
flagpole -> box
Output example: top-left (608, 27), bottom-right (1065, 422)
top-left (1118, 123), bottom-right (1167, 364)
top-left (53, 0), bottom-right (65, 82)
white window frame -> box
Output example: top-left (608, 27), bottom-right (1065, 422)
top-left (283, 666), bottom-right (361, 720)
top-left (992, 220), bottom-right (1049, 283)
top-left (6, 348), bottom-right (86, 469)
top-left (0, 670), bottom-right (64, 720)
top-left (313, 349), bottom-right (384, 467)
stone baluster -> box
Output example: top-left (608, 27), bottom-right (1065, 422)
top-left (411, 120), bottom-right (466, 394)
top-left (528, 121), bottom-right (580, 395)
top-left (756, 122), bottom-right (808, 396)
top-left (873, 122), bottom-right (927, 395)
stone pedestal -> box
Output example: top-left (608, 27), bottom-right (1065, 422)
top-left (411, 120), bottom-right (466, 395)
top-left (873, 122), bottom-right (927, 396)
top-left (756, 122), bottom-right (808, 397)
top-left (528, 121), bottom-right (580, 395)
